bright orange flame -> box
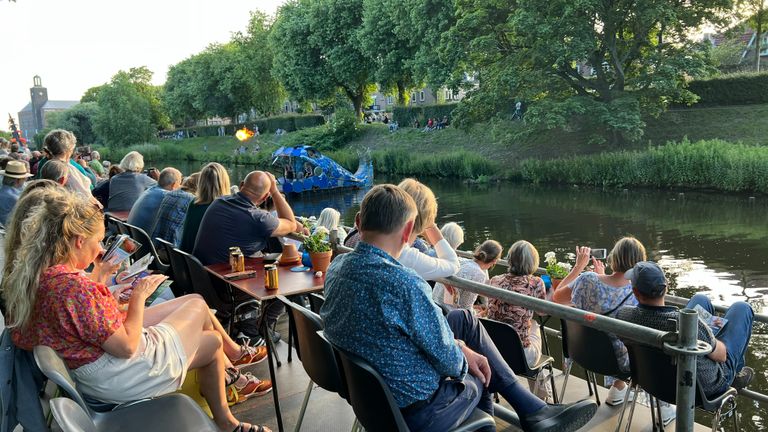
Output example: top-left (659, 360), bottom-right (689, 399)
top-left (235, 127), bottom-right (255, 141)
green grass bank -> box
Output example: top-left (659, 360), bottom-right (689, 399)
top-left (96, 103), bottom-right (768, 192)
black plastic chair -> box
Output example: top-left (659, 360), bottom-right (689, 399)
top-left (332, 344), bottom-right (496, 432)
top-left (123, 222), bottom-right (169, 273)
top-left (278, 296), bottom-right (352, 431)
top-left (308, 293), bottom-right (326, 314)
top-left (621, 340), bottom-right (739, 432)
top-left (165, 246), bottom-right (193, 297)
top-left (35, 346), bottom-right (216, 431)
top-left (153, 237), bottom-right (177, 291)
top-left (559, 319), bottom-right (631, 406)
top-left (480, 318), bottom-right (558, 403)
top-left (178, 249), bottom-right (237, 329)
top-left (106, 215), bottom-right (129, 236)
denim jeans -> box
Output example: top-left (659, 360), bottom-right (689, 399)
top-left (402, 309), bottom-right (546, 432)
top-left (686, 293), bottom-right (754, 393)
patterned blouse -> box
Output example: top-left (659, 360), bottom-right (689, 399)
top-left (570, 271), bottom-right (637, 371)
top-left (12, 265), bottom-right (124, 369)
top-left (487, 274), bottom-right (546, 347)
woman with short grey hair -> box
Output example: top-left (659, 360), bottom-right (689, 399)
top-left (440, 222), bottom-right (464, 250)
top-left (88, 150), bottom-right (106, 178)
top-left (41, 129), bottom-right (93, 198)
top-left (106, 151), bottom-right (156, 211)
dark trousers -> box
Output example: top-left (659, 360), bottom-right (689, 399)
top-left (687, 294), bottom-right (754, 393)
top-left (403, 309), bottom-right (545, 431)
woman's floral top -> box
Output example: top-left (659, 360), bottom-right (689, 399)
top-left (12, 265), bottom-right (123, 369)
top-left (487, 274), bottom-right (546, 347)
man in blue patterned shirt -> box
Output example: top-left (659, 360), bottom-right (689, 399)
top-left (322, 184), bottom-right (597, 432)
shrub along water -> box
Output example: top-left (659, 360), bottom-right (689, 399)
top-left (514, 139), bottom-right (768, 193)
top-left (326, 148), bottom-right (498, 179)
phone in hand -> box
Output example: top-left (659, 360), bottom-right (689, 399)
top-left (590, 248), bottom-right (607, 260)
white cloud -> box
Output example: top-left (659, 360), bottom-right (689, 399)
top-left (1, 0), bottom-right (285, 130)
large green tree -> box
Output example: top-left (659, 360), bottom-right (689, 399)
top-left (444, 0), bottom-right (732, 142)
top-left (45, 102), bottom-right (101, 145)
top-left (272, 0), bottom-right (376, 119)
top-left (93, 72), bottom-right (154, 146)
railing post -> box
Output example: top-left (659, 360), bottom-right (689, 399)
top-left (671, 309), bottom-right (702, 432)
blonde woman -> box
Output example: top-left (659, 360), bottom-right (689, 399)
top-left (552, 237), bottom-right (647, 408)
top-left (314, 207), bottom-right (347, 244)
top-left (1, 189), bottom-right (270, 432)
top-left (433, 240), bottom-right (502, 310)
top-left (397, 178), bottom-right (460, 280)
top-left (179, 163), bottom-right (230, 253)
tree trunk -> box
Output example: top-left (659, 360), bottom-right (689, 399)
top-left (396, 81), bottom-right (407, 105)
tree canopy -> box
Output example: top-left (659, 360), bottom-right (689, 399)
top-left (93, 72), bottom-right (154, 147)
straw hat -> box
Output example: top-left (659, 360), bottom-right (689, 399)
top-left (0, 160), bottom-right (33, 179)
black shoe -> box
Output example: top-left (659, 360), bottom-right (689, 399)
top-left (732, 366), bottom-right (754, 390)
top-left (519, 399), bottom-right (597, 432)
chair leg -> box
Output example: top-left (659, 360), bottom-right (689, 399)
top-left (559, 361), bottom-right (573, 402)
top-left (547, 364), bottom-right (559, 404)
top-left (615, 383), bottom-right (636, 432)
top-left (590, 372), bottom-right (601, 406)
top-left (287, 312), bottom-right (294, 363)
top-left (294, 380), bottom-right (313, 432)
top-left (624, 385), bottom-right (640, 432)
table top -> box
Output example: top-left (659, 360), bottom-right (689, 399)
top-left (106, 210), bottom-right (130, 222)
top-left (205, 257), bottom-right (324, 300)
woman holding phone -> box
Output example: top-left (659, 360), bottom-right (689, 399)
top-left (1, 188), bottom-right (271, 432)
top-left (551, 237), bottom-right (646, 408)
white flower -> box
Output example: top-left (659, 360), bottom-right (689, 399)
top-left (315, 226), bottom-right (330, 235)
top-left (566, 252), bottom-right (576, 261)
top-left (544, 251), bottom-right (556, 259)
top-left (557, 262), bottom-right (572, 272)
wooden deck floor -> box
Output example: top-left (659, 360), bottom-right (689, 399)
top-left (232, 318), bottom-right (711, 432)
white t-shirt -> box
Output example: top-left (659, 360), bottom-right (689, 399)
top-left (398, 238), bottom-right (460, 281)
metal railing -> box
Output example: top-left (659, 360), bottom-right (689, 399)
top-left (316, 233), bottom-right (768, 430)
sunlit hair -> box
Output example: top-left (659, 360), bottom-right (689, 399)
top-left (507, 240), bottom-right (540, 276)
top-left (359, 184), bottom-right (417, 234)
top-left (316, 208), bottom-right (341, 231)
top-left (39, 160), bottom-right (69, 183)
top-left (43, 129), bottom-right (76, 158)
top-left (196, 163), bottom-right (231, 204)
top-left (91, 151), bottom-right (100, 160)
top-left (397, 178), bottom-right (437, 236)
top-left (607, 237), bottom-right (646, 273)
top-left (474, 240), bottom-right (502, 264)
top-left (0, 188), bottom-right (103, 329)
top-left (182, 172), bottom-right (200, 195)
top-left (441, 222), bottom-right (464, 250)
top-left (119, 151), bottom-right (144, 172)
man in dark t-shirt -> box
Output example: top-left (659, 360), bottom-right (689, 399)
top-left (193, 171), bottom-right (305, 266)
top-left (618, 261), bottom-right (755, 398)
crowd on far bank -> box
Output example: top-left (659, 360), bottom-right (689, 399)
top-left (0, 128), bottom-right (756, 432)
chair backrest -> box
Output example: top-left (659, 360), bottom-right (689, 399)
top-left (278, 296), bottom-right (345, 395)
top-left (180, 249), bottom-right (230, 312)
top-left (561, 319), bottom-right (627, 378)
top-left (480, 318), bottom-right (534, 376)
top-left (308, 293), bottom-right (325, 314)
top-left (33, 346), bottom-right (90, 413)
top-left (153, 237), bottom-right (174, 268)
top-left (49, 398), bottom-right (97, 432)
top-left (333, 344), bottom-right (409, 432)
top-left (167, 247), bottom-right (193, 296)
top-left (124, 223), bottom-right (167, 268)
top-left (106, 216), bottom-right (127, 236)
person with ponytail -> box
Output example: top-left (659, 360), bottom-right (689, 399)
top-left (1, 189), bottom-right (271, 432)
top-left (433, 240), bottom-right (502, 311)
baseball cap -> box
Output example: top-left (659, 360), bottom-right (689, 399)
top-left (625, 261), bottom-right (667, 298)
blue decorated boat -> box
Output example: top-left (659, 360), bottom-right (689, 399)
top-left (271, 145), bottom-right (373, 194)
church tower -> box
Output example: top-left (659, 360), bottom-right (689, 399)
top-left (30, 75), bottom-right (48, 132)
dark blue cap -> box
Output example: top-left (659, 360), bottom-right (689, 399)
top-left (625, 261), bottom-right (667, 298)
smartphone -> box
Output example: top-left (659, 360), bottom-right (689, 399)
top-left (590, 248), bottom-right (607, 260)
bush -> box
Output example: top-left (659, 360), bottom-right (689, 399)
top-left (169, 114), bottom-right (324, 138)
top-left (392, 103), bottom-right (458, 126)
top-left (688, 73), bottom-right (768, 106)
top-left (281, 110), bottom-right (360, 151)
top-left (513, 139), bottom-right (768, 193)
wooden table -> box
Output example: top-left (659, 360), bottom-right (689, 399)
top-left (205, 257), bottom-right (324, 432)
top-left (105, 210), bottom-right (130, 222)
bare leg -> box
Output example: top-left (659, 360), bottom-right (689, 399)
top-left (144, 294), bottom-right (241, 359)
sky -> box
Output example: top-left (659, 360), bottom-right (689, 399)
top-left (1, 0), bottom-right (286, 129)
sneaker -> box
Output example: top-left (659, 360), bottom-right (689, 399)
top-left (519, 399), bottom-right (598, 432)
top-left (228, 373), bottom-right (272, 404)
top-left (231, 344), bottom-right (267, 368)
top-left (236, 332), bottom-right (265, 347)
top-left (732, 367), bottom-right (755, 390)
top-left (660, 402), bottom-right (676, 426)
top-left (605, 384), bottom-right (633, 406)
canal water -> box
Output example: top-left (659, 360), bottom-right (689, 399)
top-left (166, 160), bottom-right (768, 428)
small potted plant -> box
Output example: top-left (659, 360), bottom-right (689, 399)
top-left (304, 226), bottom-right (332, 273)
top-left (544, 251), bottom-right (573, 289)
